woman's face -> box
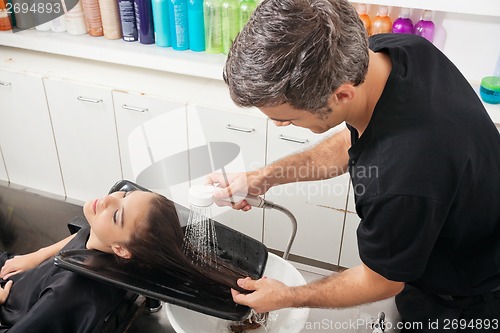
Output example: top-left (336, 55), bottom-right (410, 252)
top-left (83, 190), bottom-right (156, 257)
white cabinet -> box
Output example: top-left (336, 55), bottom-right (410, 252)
top-left (264, 122), bottom-right (350, 265)
top-left (0, 69), bottom-right (65, 196)
top-left (0, 146), bottom-right (9, 183)
top-left (44, 78), bottom-right (122, 202)
top-left (113, 91), bottom-right (190, 206)
top-left (187, 105), bottom-right (267, 241)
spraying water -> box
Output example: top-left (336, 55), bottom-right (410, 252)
top-left (183, 185), bottom-right (220, 268)
top-left (183, 204), bottom-right (219, 267)
top-left (183, 184), bottom-right (268, 268)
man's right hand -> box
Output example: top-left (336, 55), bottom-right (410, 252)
top-left (206, 169), bottom-right (273, 211)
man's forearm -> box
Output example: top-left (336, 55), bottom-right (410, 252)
top-left (263, 127), bottom-right (351, 187)
top-left (288, 264), bottom-right (404, 309)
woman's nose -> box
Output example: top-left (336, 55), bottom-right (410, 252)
top-left (101, 194), bottom-right (118, 208)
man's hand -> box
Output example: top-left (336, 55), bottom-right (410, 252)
top-left (0, 280), bottom-right (13, 305)
top-left (206, 170), bottom-right (272, 211)
top-left (231, 277), bottom-right (293, 313)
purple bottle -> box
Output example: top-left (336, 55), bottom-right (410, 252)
top-left (392, 8), bottom-right (413, 34)
top-left (414, 10), bottom-right (435, 42)
top-left (134, 0), bottom-right (155, 44)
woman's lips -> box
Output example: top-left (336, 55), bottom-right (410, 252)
top-left (93, 199), bottom-right (98, 214)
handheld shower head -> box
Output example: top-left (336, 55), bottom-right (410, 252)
top-left (187, 184), bottom-right (297, 260)
top-left (188, 185), bottom-right (266, 208)
top-left (189, 185), bottom-right (217, 207)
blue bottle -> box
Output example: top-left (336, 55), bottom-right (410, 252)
top-left (168, 0), bottom-right (189, 50)
top-left (187, 0), bottom-right (205, 51)
top-left (152, 0), bottom-right (171, 47)
top-left (135, 0), bottom-right (156, 44)
top-left (118, 0), bottom-right (139, 41)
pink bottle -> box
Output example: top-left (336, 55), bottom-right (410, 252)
top-left (414, 10), bottom-right (435, 42)
top-left (392, 7), bottom-right (413, 34)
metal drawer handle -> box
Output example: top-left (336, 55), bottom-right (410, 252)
top-left (77, 96), bottom-right (103, 104)
top-left (122, 104), bottom-right (148, 113)
top-left (279, 134), bottom-right (308, 144)
top-left (0, 81), bottom-right (11, 87)
top-left (226, 124), bottom-right (254, 133)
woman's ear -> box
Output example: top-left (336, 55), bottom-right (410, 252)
top-left (112, 243), bottom-right (132, 259)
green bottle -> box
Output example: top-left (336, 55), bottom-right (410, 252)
top-left (204, 0), bottom-right (223, 53)
top-left (221, 0), bottom-right (239, 54)
top-left (239, 0), bottom-right (256, 31)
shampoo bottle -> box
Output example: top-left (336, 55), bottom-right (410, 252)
top-left (65, 1), bottom-right (88, 35)
top-left (238, 0), bottom-right (255, 30)
top-left (135, 0), bottom-right (155, 44)
top-left (414, 10), bottom-right (435, 43)
top-left (371, 5), bottom-right (392, 35)
top-left (168, 0), bottom-right (189, 50)
top-left (392, 7), bottom-right (413, 34)
top-left (35, 22), bottom-right (52, 31)
top-left (221, 0), bottom-right (238, 54)
top-left (50, 15), bottom-right (67, 32)
top-left (356, 3), bottom-right (371, 36)
top-left (151, 0), bottom-right (171, 47)
top-left (118, 0), bottom-right (138, 41)
top-left (204, 0), bottom-right (222, 53)
top-left (99, 0), bottom-right (122, 39)
top-left (81, 0), bottom-right (104, 36)
top-left (0, 0), bottom-right (12, 31)
top-left (187, 0), bottom-right (205, 51)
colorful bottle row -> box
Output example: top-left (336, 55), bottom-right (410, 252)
top-left (0, 0), bottom-right (257, 54)
top-left (357, 4), bottom-right (435, 42)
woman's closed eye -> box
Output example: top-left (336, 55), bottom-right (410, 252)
top-left (113, 191), bottom-right (129, 225)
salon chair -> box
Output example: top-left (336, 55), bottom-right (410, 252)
top-left (56, 180), bottom-right (269, 332)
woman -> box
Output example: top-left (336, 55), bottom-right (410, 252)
top-left (0, 187), bottom-right (247, 332)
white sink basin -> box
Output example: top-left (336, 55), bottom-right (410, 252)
top-left (165, 252), bottom-right (310, 333)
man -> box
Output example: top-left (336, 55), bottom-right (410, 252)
top-left (208, 0), bottom-right (500, 331)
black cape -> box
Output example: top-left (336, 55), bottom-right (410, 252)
top-left (0, 226), bottom-right (126, 332)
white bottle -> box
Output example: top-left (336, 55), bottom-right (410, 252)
top-left (35, 22), bottom-right (52, 31)
top-left (65, 1), bottom-right (88, 35)
top-left (51, 15), bottom-right (67, 32)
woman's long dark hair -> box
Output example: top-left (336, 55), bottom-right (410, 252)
top-left (120, 193), bottom-right (248, 292)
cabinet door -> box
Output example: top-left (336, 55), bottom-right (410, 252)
top-left (0, 146), bottom-right (8, 183)
top-left (339, 180), bottom-right (362, 268)
top-left (113, 91), bottom-right (189, 206)
top-left (187, 106), bottom-right (267, 241)
top-left (0, 70), bottom-right (64, 196)
top-left (44, 78), bottom-right (122, 202)
top-left (265, 122), bottom-right (349, 265)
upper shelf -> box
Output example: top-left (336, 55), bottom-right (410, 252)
top-left (0, 29), bottom-right (227, 81)
top-left (349, 0), bottom-right (500, 17)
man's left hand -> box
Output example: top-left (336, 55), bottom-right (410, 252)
top-left (231, 276), bottom-right (293, 313)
